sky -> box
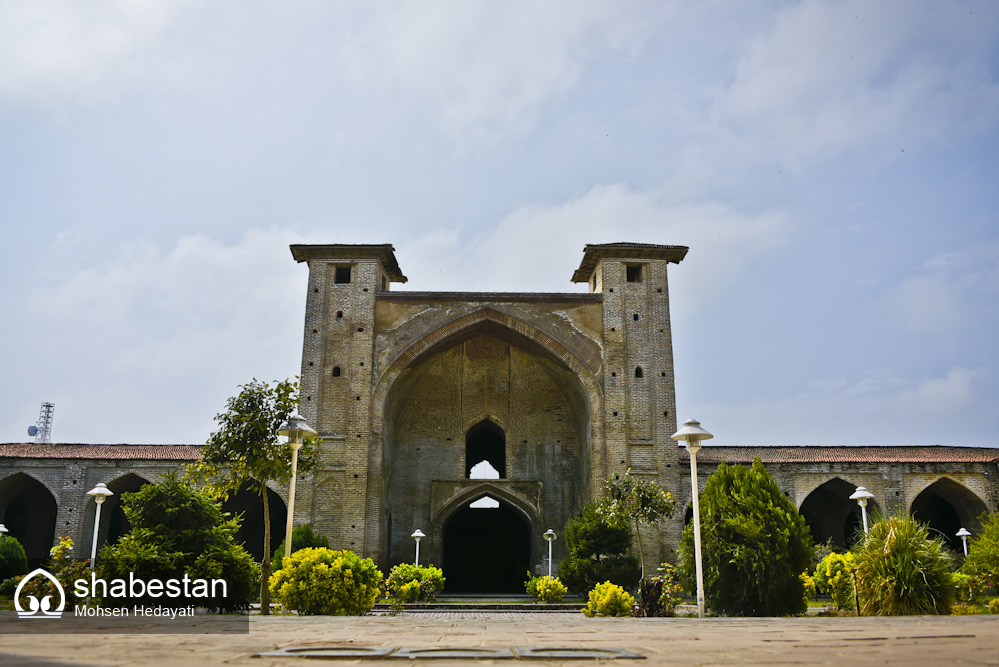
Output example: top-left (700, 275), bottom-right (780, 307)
top-left (1, 1), bottom-right (997, 447)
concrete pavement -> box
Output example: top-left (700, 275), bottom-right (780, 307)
top-left (1, 611), bottom-right (997, 665)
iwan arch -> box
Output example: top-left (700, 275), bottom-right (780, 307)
top-left (1, 242), bottom-right (997, 587)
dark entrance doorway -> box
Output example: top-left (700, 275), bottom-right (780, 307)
top-left (220, 484), bottom-right (287, 561)
top-left (442, 497), bottom-right (530, 593)
top-left (911, 478), bottom-right (988, 551)
top-left (465, 420), bottom-right (506, 478)
top-left (0, 473), bottom-right (57, 569)
top-left (798, 478), bottom-right (880, 549)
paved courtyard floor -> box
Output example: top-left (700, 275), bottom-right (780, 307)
top-left (1, 611), bottom-right (998, 666)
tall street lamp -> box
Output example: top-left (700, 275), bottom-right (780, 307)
top-left (278, 414), bottom-right (317, 559)
top-left (672, 418), bottom-right (713, 619)
top-left (849, 486), bottom-right (875, 535)
top-left (0, 523), bottom-right (7, 534)
top-left (411, 529), bottom-right (425, 566)
top-left (543, 529), bottom-right (557, 579)
top-left (86, 483), bottom-right (114, 567)
top-left (956, 527), bottom-right (971, 556)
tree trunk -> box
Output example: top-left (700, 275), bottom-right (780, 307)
top-left (260, 487), bottom-right (271, 615)
top-left (635, 518), bottom-right (646, 582)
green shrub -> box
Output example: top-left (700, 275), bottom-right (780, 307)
top-left (651, 563), bottom-right (684, 616)
top-left (97, 474), bottom-right (259, 612)
top-left (679, 459), bottom-right (814, 616)
top-left (0, 535), bottom-right (28, 581)
top-left (989, 598), bottom-right (999, 614)
top-left (952, 572), bottom-right (984, 604)
top-left (272, 524), bottom-right (330, 571)
top-left (853, 513), bottom-right (954, 616)
top-left (962, 512), bottom-right (999, 595)
top-left (384, 563), bottom-right (445, 607)
top-left (524, 571), bottom-right (540, 597)
top-left (270, 548), bottom-right (382, 615)
top-left (558, 504), bottom-right (641, 593)
top-left (581, 581), bottom-right (634, 617)
top-left (535, 576), bottom-right (568, 603)
top-left (813, 552), bottom-right (856, 610)
top-left (15, 537), bottom-right (91, 607)
top-left (0, 577), bottom-right (18, 598)
top-left (800, 572), bottom-right (817, 607)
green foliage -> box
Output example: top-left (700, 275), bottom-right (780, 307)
top-left (581, 581), bottom-right (635, 617)
top-left (558, 554), bottom-right (640, 595)
top-left (269, 548), bottom-right (383, 615)
top-left (800, 572), bottom-right (817, 607)
top-left (962, 512), bottom-right (999, 594)
top-left (853, 513), bottom-right (955, 616)
top-left (597, 470), bottom-right (675, 580)
top-left (186, 378), bottom-right (319, 614)
top-left (558, 504), bottom-right (641, 593)
top-left (273, 524), bottom-right (330, 571)
top-left (952, 572), bottom-right (984, 604)
top-left (383, 563), bottom-right (445, 608)
top-left (524, 571), bottom-right (539, 597)
top-left (533, 576), bottom-right (568, 603)
top-left (0, 534), bottom-right (28, 581)
top-left (0, 577), bottom-right (17, 598)
top-left (15, 537), bottom-right (92, 607)
top-left (650, 563), bottom-right (684, 616)
top-left (679, 459), bottom-right (814, 616)
top-left (97, 474), bottom-right (259, 612)
top-left (813, 552), bottom-right (856, 610)
top-left (989, 598), bottom-right (999, 614)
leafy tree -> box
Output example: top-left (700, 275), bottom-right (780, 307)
top-left (273, 523), bottom-right (329, 571)
top-left (0, 534), bottom-right (28, 581)
top-left (679, 459), bottom-right (814, 616)
top-left (186, 378), bottom-right (318, 615)
top-left (557, 503), bottom-right (640, 593)
top-left (854, 513), bottom-right (955, 615)
top-left (97, 474), bottom-right (259, 612)
top-left (962, 511), bottom-right (999, 594)
top-left (596, 469), bottom-right (675, 580)
top-left (13, 537), bottom-right (90, 606)
top-left (813, 551), bottom-right (856, 610)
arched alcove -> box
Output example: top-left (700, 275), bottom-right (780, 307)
top-left (465, 420), bottom-right (506, 479)
top-left (220, 484), bottom-right (287, 561)
top-left (0, 473), bottom-right (57, 569)
top-left (910, 478), bottom-right (989, 551)
top-left (80, 473), bottom-right (152, 556)
top-left (798, 478), bottom-right (880, 549)
top-left (441, 495), bottom-right (531, 593)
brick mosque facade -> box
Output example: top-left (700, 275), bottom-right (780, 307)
top-left (2, 243), bottom-right (997, 589)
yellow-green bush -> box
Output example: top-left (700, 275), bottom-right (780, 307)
top-left (813, 552), bottom-right (855, 610)
top-left (989, 598), bottom-right (999, 615)
top-left (535, 576), bottom-right (568, 603)
top-left (800, 572), bottom-right (817, 607)
top-left (581, 581), bottom-right (634, 617)
top-left (383, 563), bottom-right (445, 608)
top-left (269, 548), bottom-right (382, 615)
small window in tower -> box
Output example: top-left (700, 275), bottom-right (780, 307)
top-left (633, 313), bottom-right (639, 321)
top-left (336, 311), bottom-right (343, 320)
top-left (335, 266), bottom-right (352, 284)
top-left (626, 264), bottom-right (643, 282)
top-left (635, 367), bottom-right (644, 378)
top-left (332, 367), bottom-right (341, 377)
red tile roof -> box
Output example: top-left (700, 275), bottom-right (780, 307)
top-left (687, 445), bottom-right (999, 464)
top-left (0, 443), bottom-right (202, 461)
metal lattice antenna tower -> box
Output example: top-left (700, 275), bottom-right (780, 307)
top-left (34, 402), bottom-right (54, 443)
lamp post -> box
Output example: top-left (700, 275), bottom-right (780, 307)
top-left (86, 483), bottom-right (114, 567)
top-left (0, 523), bottom-right (7, 535)
top-left (543, 529), bottom-right (557, 579)
top-left (278, 414), bottom-right (317, 559)
top-left (411, 529), bottom-right (425, 566)
top-left (849, 486), bottom-right (875, 535)
top-left (672, 418), bottom-right (713, 619)
top-left (956, 527), bottom-right (971, 557)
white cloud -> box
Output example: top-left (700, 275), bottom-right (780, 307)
top-left (22, 228), bottom-right (316, 442)
top-left (692, 366), bottom-right (989, 446)
top-left (0, 0), bottom-right (197, 105)
top-left (713, 0), bottom-right (999, 163)
top-left (341, 1), bottom-right (667, 145)
top-left (397, 183), bottom-right (787, 317)
top-left (883, 242), bottom-right (999, 335)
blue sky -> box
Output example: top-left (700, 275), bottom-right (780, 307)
top-left (1, 1), bottom-right (997, 446)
